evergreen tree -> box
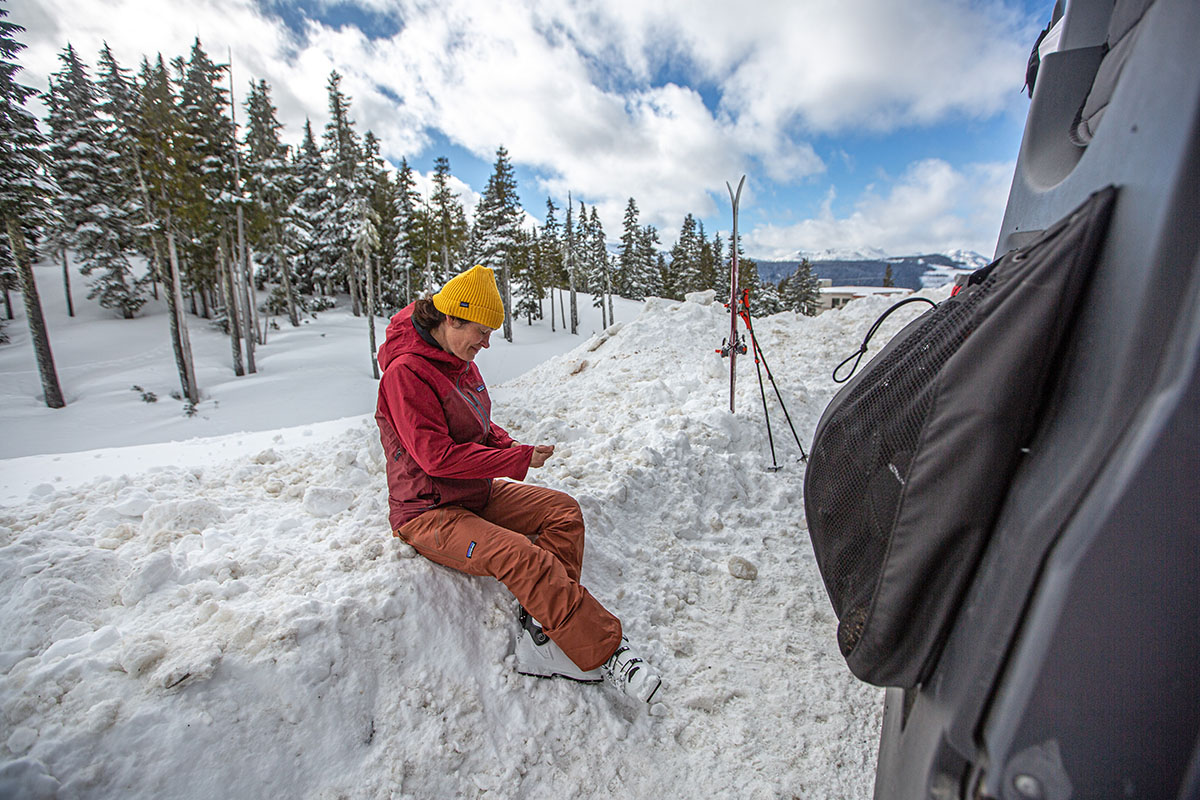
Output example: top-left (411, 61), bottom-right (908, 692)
top-left (243, 77), bottom-right (301, 326)
top-left (883, 263), bottom-right (894, 287)
top-left (285, 119), bottom-right (325, 296)
top-left (0, 6), bottom-right (65, 407)
top-left (696, 220), bottom-right (718, 295)
top-left (469, 145), bottom-right (522, 342)
top-left (585, 205), bottom-right (610, 327)
top-left (362, 131), bottom-right (398, 315)
top-left (95, 43), bottom-right (153, 296)
top-left (135, 54), bottom-right (200, 403)
top-left (387, 157), bottom-right (419, 308)
top-left (511, 226), bottom-right (541, 325)
top-left (44, 43), bottom-right (145, 318)
top-left (539, 197), bottom-right (562, 330)
top-left (564, 193), bottom-right (578, 334)
top-left (317, 71), bottom-right (365, 310)
top-left (428, 155), bottom-right (468, 283)
top-left (636, 223), bottom-right (661, 299)
top-left (709, 232), bottom-right (725, 295)
top-left (178, 39), bottom-right (238, 311)
top-left (779, 257), bottom-right (821, 316)
top-left (617, 197), bottom-right (640, 299)
top-left (668, 213), bottom-right (703, 299)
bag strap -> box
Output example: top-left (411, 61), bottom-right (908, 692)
top-left (832, 297), bottom-right (940, 383)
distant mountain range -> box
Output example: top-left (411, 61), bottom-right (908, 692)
top-left (756, 249), bottom-right (992, 290)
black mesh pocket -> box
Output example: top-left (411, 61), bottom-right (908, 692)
top-left (803, 187), bottom-right (1116, 687)
top-left (809, 281), bottom-right (994, 657)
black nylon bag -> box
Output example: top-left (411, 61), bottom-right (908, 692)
top-left (803, 186), bottom-right (1117, 688)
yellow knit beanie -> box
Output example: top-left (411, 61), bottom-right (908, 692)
top-left (432, 265), bottom-right (505, 329)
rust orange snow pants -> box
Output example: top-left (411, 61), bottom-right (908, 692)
top-left (396, 480), bottom-right (622, 671)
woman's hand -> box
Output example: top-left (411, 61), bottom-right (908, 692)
top-left (528, 444), bottom-right (555, 468)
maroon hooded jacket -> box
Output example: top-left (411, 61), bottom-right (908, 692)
top-left (375, 304), bottom-right (535, 531)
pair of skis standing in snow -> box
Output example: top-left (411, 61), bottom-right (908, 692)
top-left (374, 265), bottom-right (663, 709)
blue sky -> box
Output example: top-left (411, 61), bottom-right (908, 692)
top-left (13, 0), bottom-right (1051, 259)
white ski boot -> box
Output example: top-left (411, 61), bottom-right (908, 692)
top-left (515, 609), bottom-right (603, 683)
top-left (602, 636), bottom-right (663, 705)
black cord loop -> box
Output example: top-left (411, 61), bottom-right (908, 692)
top-left (832, 296), bottom-right (938, 383)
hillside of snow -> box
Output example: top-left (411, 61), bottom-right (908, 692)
top-left (1, 261), bottom-right (948, 798)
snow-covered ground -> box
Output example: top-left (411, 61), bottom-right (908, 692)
top-left (1, 260), bottom-right (946, 799)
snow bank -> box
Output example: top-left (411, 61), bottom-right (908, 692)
top-left (0, 288), bottom-right (945, 798)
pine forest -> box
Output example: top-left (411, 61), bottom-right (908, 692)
top-left (0, 8), bottom-right (823, 407)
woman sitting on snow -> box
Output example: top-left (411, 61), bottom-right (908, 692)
top-left (374, 264), bottom-right (662, 706)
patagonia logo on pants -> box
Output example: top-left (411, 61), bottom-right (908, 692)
top-left (467, 541), bottom-right (476, 558)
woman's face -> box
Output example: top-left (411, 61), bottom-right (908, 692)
top-left (440, 317), bottom-right (494, 361)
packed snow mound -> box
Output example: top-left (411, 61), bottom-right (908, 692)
top-left (0, 288), bottom-right (945, 799)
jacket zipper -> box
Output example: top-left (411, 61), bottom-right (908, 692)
top-left (455, 369), bottom-right (490, 436)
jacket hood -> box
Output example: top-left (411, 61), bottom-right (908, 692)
top-left (377, 303), bottom-right (464, 373)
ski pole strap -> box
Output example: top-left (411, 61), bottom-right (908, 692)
top-left (832, 296), bottom-right (939, 383)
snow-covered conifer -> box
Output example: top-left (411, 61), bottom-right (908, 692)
top-left (469, 145), bottom-right (522, 341)
top-left (386, 157), bottom-right (419, 308)
top-left (285, 119), bottom-right (325, 297)
top-left (669, 213), bottom-right (703, 299)
top-left (44, 43), bottom-right (145, 318)
top-left (779, 258), bottom-right (821, 316)
top-left (1, 6), bottom-right (65, 406)
top-left (134, 54), bottom-right (200, 403)
top-left (637, 224), bottom-right (662, 299)
top-left (428, 155), bottom-right (468, 284)
top-left (243, 78), bottom-right (301, 326)
top-left (316, 71), bottom-right (365, 310)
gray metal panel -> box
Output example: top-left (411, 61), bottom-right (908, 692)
top-left (873, 0), bottom-right (1200, 796)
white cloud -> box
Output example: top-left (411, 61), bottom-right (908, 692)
top-left (745, 158), bottom-right (1016, 259)
top-left (11, 0), bottom-right (1034, 253)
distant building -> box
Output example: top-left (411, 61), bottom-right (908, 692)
top-left (818, 280), bottom-right (910, 312)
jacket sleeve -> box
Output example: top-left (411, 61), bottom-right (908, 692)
top-left (383, 363), bottom-right (533, 480)
top-left (488, 422), bottom-right (516, 449)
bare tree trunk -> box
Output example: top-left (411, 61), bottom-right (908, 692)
top-left (60, 249), bottom-right (75, 317)
top-left (163, 209), bottom-right (199, 405)
top-left (550, 283), bottom-right (555, 332)
top-left (236, 218), bottom-right (257, 374)
top-left (607, 260), bottom-right (614, 325)
top-left (348, 255), bottom-right (362, 317)
top-left (219, 236), bottom-right (244, 376)
top-left (365, 253), bottom-right (379, 379)
top-left (272, 226), bottom-right (299, 327)
top-left (227, 57), bottom-right (260, 364)
top-left (558, 287), bottom-right (566, 330)
top-left (567, 256), bottom-right (578, 335)
top-left (7, 218), bottom-right (65, 408)
top-left (3, 285), bottom-right (12, 319)
top-left (501, 260), bottom-right (513, 343)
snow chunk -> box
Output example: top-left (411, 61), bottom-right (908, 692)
top-left (142, 499), bottom-right (227, 536)
top-left (728, 556), bottom-right (759, 581)
top-left (119, 633), bottom-right (167, 677)
top-left (152, 644), bottom-right (222, 690)
top-left (120, 552), bottom-right (179, 606)
top-left (5, 726), bottom-right (38, 755)
top-left (302, 487), bottom-right (355, 517)
top-left (111, 487), bottom-right (154, 517)
top-left (685, 289), bottom-right (717, 305)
